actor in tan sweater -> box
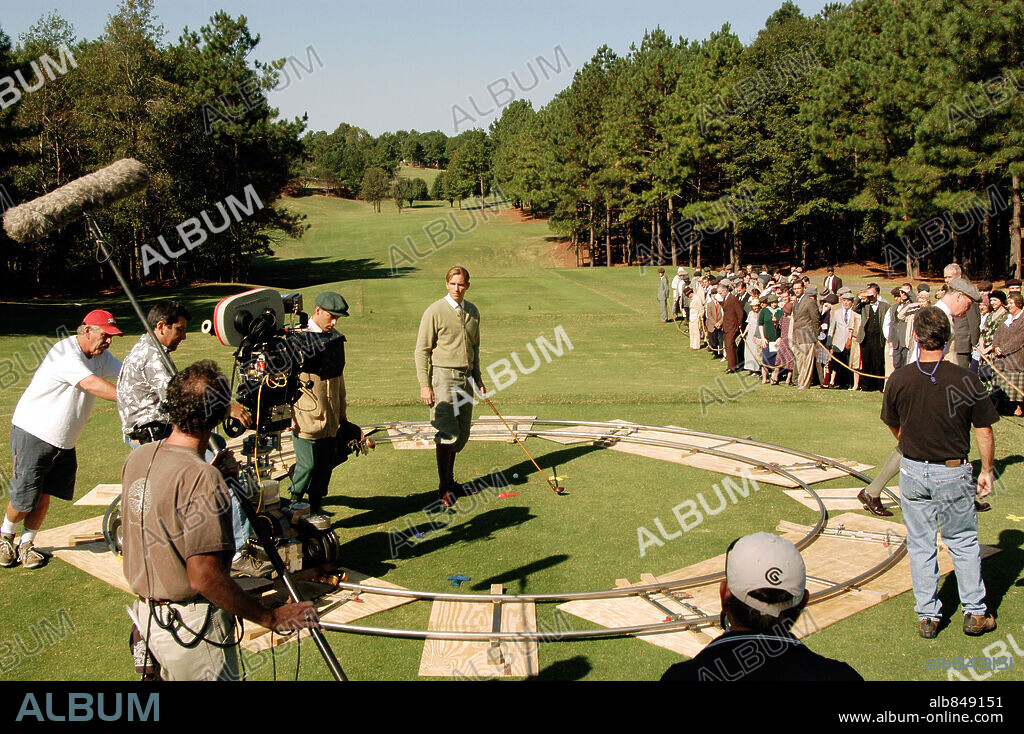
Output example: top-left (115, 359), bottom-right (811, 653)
top-left (415, 266), bottom-right (486, 507)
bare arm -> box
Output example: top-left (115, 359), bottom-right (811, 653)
top-left (888, 425), bottom-right (901, 441)
top-left (974, 425), bottom-right (995, 497)
top-left (78, 375), bottom-right (116, 402)
top-left (186, 553), bottom-right (318, 632)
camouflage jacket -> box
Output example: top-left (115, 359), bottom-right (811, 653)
top-left (117, 334), bottom-right (177, 435)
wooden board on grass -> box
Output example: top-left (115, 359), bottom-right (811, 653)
top-left (34, 515), bottom-right (133, 594)
top-left (783, 486), bottom-right (900, 512)
top-left (387, 417), bottom-right (537, 449)
top-left (591, 421), bottom-right (873, 487)
top-left (419, 585), bottom-right (539, 678)
top-left (559, 513), bottom-right (1001, 658)
top-left (241, 568), bottom-right (417, 653)
top-left (74, 484), bottom-right (122, 507)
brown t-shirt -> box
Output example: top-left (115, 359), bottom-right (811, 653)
top-left (121, 441), bottom-right (234, 601)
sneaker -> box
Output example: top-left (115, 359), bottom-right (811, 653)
top-left (230, 551), bottom-right (273, 578)
top-left (17, 541), bottom-right (48, 570)
top-left (963, 613), bottom-right (996, 636)
top-left (0, 534), bottom-right (16, 567)
top-left (919, 618), bottom-right (939, 639)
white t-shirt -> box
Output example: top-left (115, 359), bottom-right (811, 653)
top-left (12, 336), bottom-right (121, 449)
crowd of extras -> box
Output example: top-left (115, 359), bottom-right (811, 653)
top-left (657, 263), bottom-right (1024, 414)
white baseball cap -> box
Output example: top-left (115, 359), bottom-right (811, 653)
top-left (726, 532), bottom-right (806, 615)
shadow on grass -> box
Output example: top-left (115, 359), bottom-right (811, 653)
top-left (403, 506), bottom-right (538, 560)
top-left (470, 554), bottom-right (570, 593)
top-left (250, 256), bottom-right (413, 289)
top-left (936, 529), bottom-right (1024, 625)
top-left (535, 655), bottom-right (592, 681)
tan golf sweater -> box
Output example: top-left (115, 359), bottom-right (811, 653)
top-left (415, 297), bottom-right (481, 387)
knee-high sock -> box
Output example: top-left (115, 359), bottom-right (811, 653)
top-left (436, 445), bottom-right (455, 490)
top-left (865, 447), bottom-right (903, 498)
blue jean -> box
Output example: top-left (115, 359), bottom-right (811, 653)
top-left (899, 458), bottom-right (987, 619)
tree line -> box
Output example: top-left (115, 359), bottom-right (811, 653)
top-left (484, 0), bottom-right (1024, 277)
top-left (0, 0), bottom-right (306, 294)
top-left (3, 0), bottom-right (1022, 296)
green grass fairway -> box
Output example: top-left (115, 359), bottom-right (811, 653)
top-left (397, 165), bottom-right (442, 188)
top-left (1, 195), bottom-right (1022, 681)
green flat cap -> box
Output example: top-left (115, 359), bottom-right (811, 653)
top-left (315, 291), bottom-right (349, 316)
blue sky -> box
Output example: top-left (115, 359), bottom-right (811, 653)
top-left (2, 1), bottom-right (835, 136)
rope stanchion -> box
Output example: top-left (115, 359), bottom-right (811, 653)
top-left (814, 341), bottom-right (887, 380)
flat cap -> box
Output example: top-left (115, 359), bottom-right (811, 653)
top-left (315, 291), bottom-right (349, 317)
top-left (946, 278), bottom-right (981, 303)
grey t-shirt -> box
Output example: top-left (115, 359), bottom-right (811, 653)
top-left (121, 441), bottom-right (234, 601)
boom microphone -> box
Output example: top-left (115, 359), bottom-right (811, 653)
top-left (3, 158), bottom-right (150, 243)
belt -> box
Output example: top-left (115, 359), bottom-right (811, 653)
top-left (435, 366), bottom-right (471, 374)
top-left (139, 596), bottom-right (205, 607)
top-left (903, 457), bottom-right (967, 468)
top-left (127, 422), bottom-right (171, 444)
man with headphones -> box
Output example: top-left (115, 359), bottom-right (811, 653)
top-left (120, 360), bottom-right (318, 680)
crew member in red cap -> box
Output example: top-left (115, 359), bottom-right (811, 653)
top-left (1, 310), bottom-right (123, 570)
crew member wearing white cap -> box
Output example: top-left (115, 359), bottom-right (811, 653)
top-left (661, 532), bottom-right (862, 681)
top-left (1, 310), bottom-right (123, 570)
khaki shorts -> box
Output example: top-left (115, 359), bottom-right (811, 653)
top-left (431, 367), bottom-right (475, 452)
top-left (132, 599), bottom-right (240, 681)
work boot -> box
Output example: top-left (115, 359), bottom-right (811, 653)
top-left (230, 548), bottom-right (273, 578)
top-left (17, 541), bottom-right (48, 570)
top-left (0, 534), bottom-right (16, 567)
top-left (918, 618), bottom-right (939, 639)
top-left (857, 489), bottom-right (894, 517)
top-left (963, 613), bottom-right (996, 636)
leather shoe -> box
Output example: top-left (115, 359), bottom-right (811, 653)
top-left (919, 618), bottom-right (939, 639)
top-left (975, 499), bottom-right (991, 512)
top-left (857, 489), bottom-right (894, 517)
top-left (439, 491), bottom-right (456, 509)
top-left (964, 613), bottom-right (996, 636)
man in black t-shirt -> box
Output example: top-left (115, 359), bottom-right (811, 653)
top-left (881, 306), bottom-right (999, 640)
top-left (661, 533), bottom-right (862, 682)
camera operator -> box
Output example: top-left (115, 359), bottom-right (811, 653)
top-left (289, 292), bottom-right (349, 515)
top-left (121, 360), bottom-right (318, 681)
top-left (118, 301), bottom-right (253, 446)
top-left (116, 301), bottom-right (263, 575)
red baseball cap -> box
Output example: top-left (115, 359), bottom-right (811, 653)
top-left (82, 309), bottom-right (123, 336)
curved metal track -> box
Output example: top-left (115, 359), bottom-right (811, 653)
top-left (316, 419), bottom-right (905, 642)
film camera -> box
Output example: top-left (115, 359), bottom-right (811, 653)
top-left (104, 289), bottom-right (369, 572)
top-left (203, 287), bottom-right (372, 570)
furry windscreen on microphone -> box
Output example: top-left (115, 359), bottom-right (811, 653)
top-left (2, 158), bottom-right (150, 243)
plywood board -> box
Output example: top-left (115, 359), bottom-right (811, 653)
top-left (419, 588), bottom-right (539, 678)
top-left (559, 513), bottom-right (1000, 658)
top-left (468, 416), bottom-right (536, 442)
top-left (387, 418), bottom-right (537, 449)
top-left (34, 515), bottom-right (133, 594)
top-left (387, 424), bottom-right (435, 450)
top-left (75, 484), bottom-right (122, 507)
top-left (242, 568), bottom-right (417, 653)
top-left (35, 518), bottom-right (414, 654)
top-left (674, 452), bottom-right (873, 488)
top-left (591, 421), bottom-right (873, 487)
top-left (783, 487), bottom-right (900, 512)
